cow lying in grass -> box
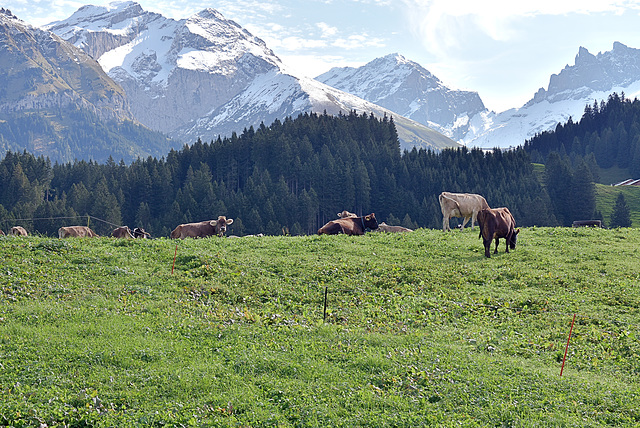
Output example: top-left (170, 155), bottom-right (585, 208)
top-left (375, 222), bottom-right (413, 233)
top-left (170, 216), bottom-right (234, 239)
top-left (318, 213), bottom-right (379, 236)
top-left (58, 226), bottom-right (99, 238)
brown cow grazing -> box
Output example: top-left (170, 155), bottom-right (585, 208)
top-left (337, 210), bottom-right (357, 218)
top-left (170, 216), bottom-right (234, 239)
top-left (132, 227), bottom-right (151, 238)
top-left (58, 226), bottom-right (99, 238)
top-left (111, 226), bottom-right (135, 238)
top-left (439, 191), bottom-right (490, 232)
top-left (9, 226), bottom-right (28, 236)
top-left (375, 222), bottom-right (413, 233)
top-left (318, 213), bottom-right (379, 236)
top-left (477, 207), bottom-right (520, 258)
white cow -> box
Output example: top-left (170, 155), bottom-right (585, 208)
top-left (439, 192), bottom-right (490, 232)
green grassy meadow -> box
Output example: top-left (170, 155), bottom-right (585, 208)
top-left (1, 228), bottom-right (639, 426)
top-left (595, 183), bottom-right (640, 227)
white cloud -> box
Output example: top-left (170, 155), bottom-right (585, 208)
top-left (333, 34), bottom-right (386, 50)
top-left (279, 36), bottom-right (328, 50)
top-left (402, 0), bottom-right (640, 55)
top-left (317, 22), bottom-right (338, 38)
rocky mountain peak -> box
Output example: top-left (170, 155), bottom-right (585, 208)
top-left (575, 46), bottom-right (597, 66)
top-left (316, 53), bottom-right (485, 141)
top-left (0, 7), bottom-right (17, 20)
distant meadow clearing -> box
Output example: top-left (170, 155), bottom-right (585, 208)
top-left (1, 227), bottom-right (639, 426)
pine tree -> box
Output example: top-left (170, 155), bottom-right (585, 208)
top-left (610, 192), bottom-right (632, 228)
top-left (570, 160), bottom-right (596, 221)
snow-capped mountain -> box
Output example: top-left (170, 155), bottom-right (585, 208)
top-left (317, 43), bottom-right (640, 150)
top-left (316, 54), bottom-right (486, 141)
top-left (178, 67), bottom-right (457, 151)
top-left (462, 42), bottom-right (640, 149)
top-left (45, 2), bottom-right (280, 136)
top-left (46, 1), bottom-right (458, 151)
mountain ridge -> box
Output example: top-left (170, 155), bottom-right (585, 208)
top-left (316, 54), bottom-right (486, 142)
top-left (462, 42), bottom-right (640, 149)
top-left (0, 7), bottom-right (177, 163)
top-left (45, 1), bottom-right (457, 151)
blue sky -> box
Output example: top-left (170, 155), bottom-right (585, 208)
top-left (6, 0), bottom-right (640, 112)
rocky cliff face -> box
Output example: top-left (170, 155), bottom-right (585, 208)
top-left (529, 42), bottom-right (640, 105)
top-left (0, 8), bottom-right (132, 122)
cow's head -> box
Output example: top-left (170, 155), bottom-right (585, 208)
top-left (363, 213), bottom-right (379, 230)
top-left (210, 216), bottom-right (234, 236)
top-left (509, 228), bottom-right (520, 249)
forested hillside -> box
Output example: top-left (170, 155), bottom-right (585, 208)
top-left (524, 92), bottom-right (640, 226)
top-left (0, 107), bottom-right (177, 163)
top-left (0, 111), bottom-right (550, 236)
top-left (525, 93), bottom-right (640, 177)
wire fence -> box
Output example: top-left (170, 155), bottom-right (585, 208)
top-left (0, 215), bottom-right (122, 231)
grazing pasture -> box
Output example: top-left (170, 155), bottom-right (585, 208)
top-left (1, 227), bottom-right (639, 426)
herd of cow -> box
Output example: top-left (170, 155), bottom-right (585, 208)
top-left (0, 192), bottom-right (519, 258)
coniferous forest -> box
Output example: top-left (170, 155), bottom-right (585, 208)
top-left (0, 111), bottom-right (551, 237)
top-left (2, 94), bottom-right (639, 237)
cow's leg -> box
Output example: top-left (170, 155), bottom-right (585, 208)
top-left (460, 216), bottom-right (471, 230)
top-left (504, 231), bottom-right (512, 253)
top-left (494, 237), bottom-right (500, 254)
top-left (443, 215), bottom-right (450, 232)
top-left (483, 238), bottom-right (492, 258)
top-left (470, 211), bottom-right (478, 230)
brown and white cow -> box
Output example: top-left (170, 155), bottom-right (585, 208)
top-left (318, 213), bottom-right (379, 236)
top-left (337, 210), bottom-right (357, 218)
top-left (477, 207), bottom-right (520, 258)
top-left (439, 191), bottom-right (490, 232)
top-left (170, 216), bottom-right (234, 239)
top-left (58, 226), bottom-right (99, 238)
top-left (375, 222), bottom-right (413, 233)
top-left (111, 226), bottom-right (135, 238)
top-left (9, 226), bottom-right (28, 236)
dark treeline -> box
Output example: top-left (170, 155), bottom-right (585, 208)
top-left (525, 92), bottom-right (640, 177)
top-left (1, 110), bottom-right (553, 237)
top-left (524, 92), bottom-right (640, 226)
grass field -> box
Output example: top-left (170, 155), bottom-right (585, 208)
top-left (1, 228), bottom-right (639, 426)
top-left (595, 183), bottom-right (640, 227)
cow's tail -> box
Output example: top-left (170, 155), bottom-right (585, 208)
top-left (441, 195), bottom-right (462, 216)
top-left (477, 211), bottom-right (485, 239)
